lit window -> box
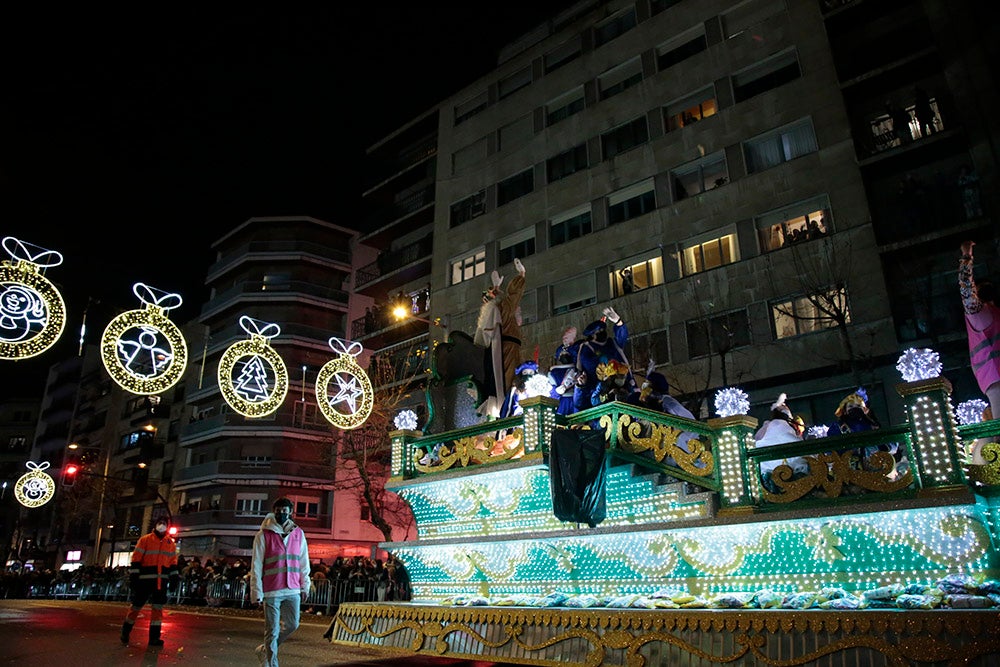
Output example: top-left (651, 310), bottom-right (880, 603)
top-left (755, 195), bottom-right (831, 252)
top-left (682, 232), bottom-right (739, 275)
top-left (772, 287), bottom-right (850, 339)
top-left (671, 151), bottom-right (728, 201)
top-left (235, 493), bottom-right (267, 516)
top-left (66, 550), bottom-right (82, 562)
top-left (744, 118), bottom-right (817, 173)
top-left (664, 86), bottom-right (717, 132)
top-left (549, 207), bottom-right (592, 247)
top-left (610, 251), bottom-right (665, 297)
top-left (552, 272), bottom-right (596, 314)
top-left (450, 248), bottom-right (486, 286)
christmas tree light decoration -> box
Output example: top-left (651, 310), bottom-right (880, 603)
top-left (100, 283), bottom-right (188, 395)
top-left (394, 409), bottom-right (418, 431)
top-left (714, 387), bottom-right (750, 417)
top-left (218, 316), bottom-right (288, 418)
top-left (316, 337), bottom-right (373, 429)
top-left (14, 461), bottom-right (55, 508)
top-left (0, 236), bottom-right (66, 360)
top-left (896, 347), bottom-right (942, 382)
top-left (956, 399), bottom-right (990, 425)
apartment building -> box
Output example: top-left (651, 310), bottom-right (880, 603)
top-left (380, 0), bottom-right (998, 426)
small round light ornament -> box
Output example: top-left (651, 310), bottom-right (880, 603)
top-left (0, 236), bottom-right (66, 360)
top-left (218, 315), bottom-right (288, 418)
top-left (315, 337), bottom-right (373, 430)
top-left (101, 283), bottom-right (188, 395)
top-left (15, 461), bottom-right (56, 508)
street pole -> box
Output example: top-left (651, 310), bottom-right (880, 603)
top-left (90, 441), bottom-right (113, 566)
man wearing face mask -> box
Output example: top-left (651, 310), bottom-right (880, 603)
top-left (574, 306), bottom-right (634, 412)
top-left (120, 515), bottom-right (179, 647)
top-left (250, 497), bottom-right (312, 667)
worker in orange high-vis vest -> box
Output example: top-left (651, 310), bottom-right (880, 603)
top-left (121, 515), bottom-right (179, 647)
top-left (250, 497), bottom-right (312, 667)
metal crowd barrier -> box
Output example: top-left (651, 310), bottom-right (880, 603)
top-left (25, 576), bottom-right (398, 615)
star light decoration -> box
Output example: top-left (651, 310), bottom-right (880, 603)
top-left (0, 236), bottom-right (66, 360)
top-left (14, 461), bottom-right (55, 508)
top-left (714, 387), bottom-right (750, 418)
top-left (896, 347), bottom-right (942, 382)
top-left (394, 409), bottom-right (418, 431)
top-left (218, 316), bottom-right (288, 418)
top-left (956, 399), bottom-right (990, 426)
top-left (315, 337), bottom-right (373, 429)
top-left (101, 283), bottom-right (188, 395)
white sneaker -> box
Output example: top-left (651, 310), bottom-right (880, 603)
top-left (255, 643), bottom-right (266, 666)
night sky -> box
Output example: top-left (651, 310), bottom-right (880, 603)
top-left (0, 3), bottom-right (578, 400)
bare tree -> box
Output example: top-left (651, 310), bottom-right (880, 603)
top-left (322, 346), bottom-right (421, 542)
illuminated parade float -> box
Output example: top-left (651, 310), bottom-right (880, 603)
top-left (328, 347), bottom-right (1000, 666)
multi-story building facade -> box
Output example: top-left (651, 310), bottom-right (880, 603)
top-left (0, 396), bottom-right (40, 567)
top-left (173, 216), bottom-right (400, 563)
top-left (389, 0), bottom-right (997, 426)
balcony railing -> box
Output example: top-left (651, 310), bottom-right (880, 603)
top-left (180, 411), bottom-right (332, 440)
top-left (206, 240), bottom-right (350, 278)
top-left (173, 458), bottom-right (333, 485)
top-left (200, 279), bottom-right (349, 317)
top-left (364, 185), bottom-right (435, 230)
top-left (355, 236), bottom-right (433, 289)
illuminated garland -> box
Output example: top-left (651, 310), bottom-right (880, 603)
top-left (218, 316), bottom-right (288, 418)
top-left (315, 337), bottom-right (373, 429)
top-left (14, 461), bottom-right (55, 508)
top-left (0, 237), bottom-right (66, 360)
top-left (100, 283), bottom-right (188, 395)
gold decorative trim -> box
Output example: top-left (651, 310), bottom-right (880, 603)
top-left (601, 414), bottom-right (715, 477)
top-left (330, 603), bottom-right (1000, 667)
top-left (762, 451), bottom-right (912, 503)
top-left (414, 428), bottom-right (525, 473)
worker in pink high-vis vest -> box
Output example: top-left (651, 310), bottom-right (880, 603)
top-left (250, 497), bottom-right (312, 667)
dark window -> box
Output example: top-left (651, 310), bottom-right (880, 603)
top-left (599, 59), bottom-right (643, 100)
top-left (733, 51), bottom-right (801, 103)
top-left (671, 152), bottom-right (728, 201)
top-left (609, 189), bottom-right (656, 225)
top-left (686, 310), bottom-right (752, 359)
top-left (744, 119), bottom-right (817, 173)
top-left (550, 211), bottom-right (593, 247)
top-left (497, 169), bottom-right (534, 207)
top-left (498, 66), bottom-right (532, 100)
top-left (499, 237), bottom-right (535, 266)
top-left (449, 190), bottom-right (486, 227)
top-left (547, 93), bottom-right (585, 126)
top-left (544, 37), bottom-right (582, 73)
top-left (547, 144), bottom-right (588, 182)
top-left (657, 33), bottom-right (707, 71)
top-left (455, 91), bottom-right (488, 125)
top-left (601, 117), bottom-right (649, 160)
top-left (651, 0), bottom-right (685, 15)
top-left (594, 8), bottom-right (637, 47)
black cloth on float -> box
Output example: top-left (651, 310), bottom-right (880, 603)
top-left (549, 429), bottom-right (607, 527)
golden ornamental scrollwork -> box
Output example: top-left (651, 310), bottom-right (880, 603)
top-left (601, 414), bottom-right (714, 477)
top-left (330, 604), bottom-right (1000, 667)
top-left (968, 440), bottom-right (1000, 486)
top-left (413, 428), bottom-right (525, 473)
top-left (762, 450), bottom-right (913, 503)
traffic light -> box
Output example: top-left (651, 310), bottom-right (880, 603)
top-left (61, 464), bottom-right (79, 487)
top-left (167, 525), bottom-right (178, 537)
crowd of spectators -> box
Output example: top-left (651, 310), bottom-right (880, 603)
top-left (0, 554), bottom-right (411, 609)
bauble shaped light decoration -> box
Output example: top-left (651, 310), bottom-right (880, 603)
top-left (394, 409), bottom-right (418, 431)
top-left (956, 399), bottom-right (990, 426)
top-left (100, 283), bottom-right (188, 395)
top-left (315, 337), bottom-right (373, 430)
top-left (896, 347), bottom-right (941, 382)
top-left (0, 236), bottom-right (66, 360)
top-left (14, 461), bottom-right (55, 508)
top-left (714, 387), bottom-right (750, 418)
top-left (218, 315), bottom-right (288, 418)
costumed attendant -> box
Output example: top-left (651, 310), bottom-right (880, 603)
top-left (959, 241), bottom-right (1000, 422)
top-left (632, 361), bottom-right (700, 454)
top-left (574, 306), bottom-right (633, 411)
top-left (474, 258), bottom-right (527, 417)
top-left (500, 361), bottom-right (539, 419)
top-left (753, 393), bottom-right (808, 490)
top-left (548, 327), bottom-right (580, 415)
top-left (121, 515), bottom-right (179, 647)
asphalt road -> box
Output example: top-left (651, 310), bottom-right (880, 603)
top-left (0, 599), bottom-right (501, 666)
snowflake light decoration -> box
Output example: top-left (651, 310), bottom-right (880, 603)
top-left (394, 409), bottom-right (418, 431)
top-left (956, 399), bottom-right (989, 426)
top-left (896, 347), bottom-right (941, 382)
top-left (525, 373), bottom-right (555, 398)
top-left (714, 387), bottom-right (750, 418)
top-left (806, 424), bottom-right (830, 439)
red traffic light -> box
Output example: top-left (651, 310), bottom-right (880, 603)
top-left (62, 464), bottom-right (80, 487)
top-left (65, 465), bottom-right (79, 475)
top-left (167, 526), bottom-right (178, 536)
